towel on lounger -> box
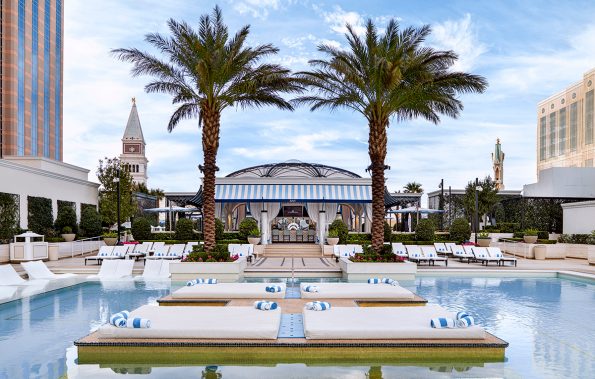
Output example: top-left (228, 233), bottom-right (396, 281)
top-left (367, 278), bottom-right (381, 284)
top-left (126, 317), bottom-right (151, 328)
top-left (302, 285), bottom-right (319, 292)
top-left (109, 310), bottom-right (130, 327)
top-left (456, 311), bottom-right (470, 320)
top-left (186, 278), bottom-right (217, 286)
top-left (456, 316), bottom-right (475, 328)
top-left (381, 278), bottom-right (399, 286)
top-left (254, 300), bottom-right (278, 310)
top-left (430, 317), bottom-right (456, 328)
top-left (265, 285), bottom-right (282, 293)
top-left (305, 301), bottom-right (331, 311)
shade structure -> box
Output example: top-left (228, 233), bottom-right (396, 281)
top-left (144, 207), bottom-right (200, 213)
top-left (388, 207), bottom-right (445, 214)
top-left (213, 183), bottom-right (371, 203)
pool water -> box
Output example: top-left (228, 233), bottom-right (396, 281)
top-left (1, 276), bottom-right (594, 379)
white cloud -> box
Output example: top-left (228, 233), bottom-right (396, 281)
top-left (319, 5), bottom-right (366, 36)
top-left (430, 13), bottom-right (488, 72)
top-left (232, 0), bottom-right (281, 20)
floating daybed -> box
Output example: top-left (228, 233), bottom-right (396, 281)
top-left (158, 282), bottom-right (286, 305)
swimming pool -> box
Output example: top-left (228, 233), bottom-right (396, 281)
top-left (1, 276), bottom-right (593, 378)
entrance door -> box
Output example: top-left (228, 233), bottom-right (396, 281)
top-left (271, 205), bottom-right (316, 243)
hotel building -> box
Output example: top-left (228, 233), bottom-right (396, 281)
top-left (536, 68), bottom-right (595, 177)
top-left (1, 0), bottom-right (63, 159)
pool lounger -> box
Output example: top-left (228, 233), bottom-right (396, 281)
top-left (300, 282), bottom-right (415, 300)
top-left (97, 305), bottom-right (281, 340)
top-left (303, 304), bottom-right (485, 340)
top-left (170, 282), bottom-right (286, 299)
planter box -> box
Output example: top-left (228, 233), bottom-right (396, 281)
top-left (169, 258), bottom-right (247, 281)
top-left (339, 258), bottom-right (417, 281)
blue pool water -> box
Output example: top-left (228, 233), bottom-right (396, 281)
top-left (0, 276), bottom-right (594, 379)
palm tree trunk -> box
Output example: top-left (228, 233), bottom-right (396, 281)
top-left (201, 107), bottom-right (221, 253)
top-left (368, 119), bottom-right (388, 253)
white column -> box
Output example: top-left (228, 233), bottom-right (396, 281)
top-left (19, 195), bottom-right (27, 229)
top-left (318, 210), bottom-right (326, 245)
top-left (52, 198), bottom-right (58, 225)
top-left (260, 210), bottom-right (268, 245)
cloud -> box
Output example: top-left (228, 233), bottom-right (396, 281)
top-left (231, 0), bottom-right (281, 20)
top-left (318, 5), bottom-right (366, 36)
top-left (430, 13), bottom-right (488, 72)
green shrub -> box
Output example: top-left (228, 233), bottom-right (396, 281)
top-left (449, 218), bottom-right (471, 243)
top-left (391, 233), bottom-right (416, 243)
top-left (238, 218), bottom-right (258, 241)
top-left (351, 244), bottom-right (404, 262)
top-left (132, 217), bottom-right (152, 241)
top-left (347, 233), bottom-right (371, 243)
top-left (185, 242), bottom-right (237, 262)
top-left (415, 219), bottom-right (435, 241)
top-left (384, 221), bottom-right (392, 242)
top-left (55, 202), bottom-right (78, 234)
top-left (537, 230), bottom-right (549, 240)
top-left (524, 229), bottom-right (539, 236)
top-left (27, 196), bottom-right (53, 235)
top-left (102, 231), bottom-right (117, 238)
top-left (215, 218), bottom-right (224, 241)
top-left (496, 222), bottom-right (520, 233)
top-left (61, 226), bottom-right (73, 234)
top-left (328, 229), bottom-right (339, 238)
top-left (79, 206), bottom-right (102, 237)
top-left (0, 192), bottom-right (20, 243)
top-left (477, 231), bottom-right (490, 239)
top-left (329, 219), bottom-right (349, 244)
top-left (46, 237), bottom-right (66, 243)
top-left (174, 218), bottom-right (194, 241)
top-left (248, 227), bottom-right (260, 238)
top-left (222, 232), bottom-right (241, 240)
top-left (433, 233), bottom-right (453, 242)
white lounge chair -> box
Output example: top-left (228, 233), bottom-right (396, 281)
top-left (471, 247), bottom-right (501, 266)
top-left (433, 243), bottom-right (451, 256)
top-left (90, 260), bottom-right (121, 279)
top-left (421, 246), bottom-right (448, 266)
top-left (391, 243), bottom-right (408, 259)
top-left (20, 260), bottom-right (77, 280)
top-left (132, 242), bottom-right (151, 254)
top-left (487, 247), bottom-right (517, 267)
top-left (0, 264), bottom-right (47, 286)
top-left (136, 259), bottom-right (163, 279)
top-left (184, 241), bottom-right (200, 255)
top-left (84, 246), bottom-right (115, 265)
top-left (151, 242), bottom-right (167, 254)
top-left (114, 260), bottom-right (135, 278)
top-left (449, 244), bottom-right (474, 263)
top-left (105, 245), bottom-right (129, 259)
top-left (405, 245), bottom-right (429, 265)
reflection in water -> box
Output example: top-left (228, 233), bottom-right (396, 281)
top-left (202, 365), bottom-right (222, 379)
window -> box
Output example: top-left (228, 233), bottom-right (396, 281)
top-left (586, 90), bottom-right (594, 145)
top-left (43, 0), bottom-right (51, 157)
top-left (549, 112), bottom-right (556, 158)
top-left (17, 0), bottom-right (25, 155)
top-left (31, 0), bottom-right (39, 155)
top-left (558, 107), bottom-right (566, 155)
top-left (570, 102), bottom-right (578, 151)
top-left (539, 117), bottom-right (546, 161)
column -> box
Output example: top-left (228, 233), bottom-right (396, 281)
top-left (260, 210), bottom-right (268, 245)
top-left (318, 210), bottom-right (326, 245)
top-left (20, 195), bottom-right (28, 229)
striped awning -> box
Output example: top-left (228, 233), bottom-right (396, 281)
top-left (214, 184), bottom-right (371, 203)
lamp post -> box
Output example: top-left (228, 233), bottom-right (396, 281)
top-left (439, 178), bottom-right (444, 230)
top-left (474, 177), bottom-right (481, 244)
top-left (114, 167), bottom-right (121, 244)
top-left (448, 185), bottom-right (452, 228)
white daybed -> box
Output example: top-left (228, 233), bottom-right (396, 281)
top-left (300, 282), bottom-right (414, 300)
top-left (97, 305), bottom-right (281, 339)
top-left (303, 304), bottom-right (485, 340)
top-left (171, 282), bottom-right (286, 299)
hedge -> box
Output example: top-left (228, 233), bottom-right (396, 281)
top-left (27, 196), bottom-right (53, 235)
top-left (0, 192), bottom-right (19, 243)
top-left (79, 207), bottom-right (102, 237)
top-left (501, 237), bottom-right (557, 244)
top-left (55, 201), bottom-right (78, 234)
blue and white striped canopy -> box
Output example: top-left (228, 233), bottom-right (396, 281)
top-left (214, 184), bottom-right (371, 203)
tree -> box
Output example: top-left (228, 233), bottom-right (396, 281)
top-left (132, 182), bottom-right (165, 200)
top-left (403, 182), bottom-right (423, 193)
top-left (131, 217), bottom-right (152, 241)
top-left (295, 19), bottom-right (487, 252)
top-left (113, 6), bottom-right (302, 252)
top-left (0, 192), bottom-right (19, 243)
top-left (55, 202), bottom-right (78, 234)
top-left (97, 157), bottom-right (136, 227)
top-left (79, 206), bottom-right (102, 237)
top-left (462, 176), bottom-right (499, 227)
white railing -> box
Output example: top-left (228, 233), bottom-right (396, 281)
top-left (70, 236), bottom-right (104, 258)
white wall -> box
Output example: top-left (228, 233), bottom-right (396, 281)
top-left (562, 200), bottom-right (595, 234)
top-left (0, 158), bottom-right (99, 229)
top-left (524, 167), bottom-right (595, 198)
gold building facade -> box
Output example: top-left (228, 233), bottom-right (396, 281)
top-left (1, 0), bottom-right (63, 160)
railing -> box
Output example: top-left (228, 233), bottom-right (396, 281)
top-left (70, 236), bottom-right (104, 258)
top-left (496, 238), bottom-right (527, 258)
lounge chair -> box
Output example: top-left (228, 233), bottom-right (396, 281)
top-left (303, 304), bottom-right (485, 340)
top-left (0, 264), bottom-right (47, 286)
top-left (471, 247), bottom-right (501, 266)
top-left (449, 244), bottom-right (474, 263)
top-left (421, 246), bottom-right (448, 266)
top-left (115, 260), bottom-right (135, 278)
top-left (106, 245), bottom-right (129, 259)
top-left (84, 246), bottom-right (115, 265)
top-left (300, 282), bottom-right (414, 300)
top-left (487, 247), bottom-right (517, 267)
top-left (433, 243), bottom-right (451, 256)
top-left (405, 245), bottom-right (429, 265)
top-left (147, 244), bottom-right (184, 260)
top-left (135, 259), bottom-right (163, 280)
top-left (171, 282), bottom-right (286, 299)
top-left (184, 242), bottom-right (200, 255)
top-left (150, 242), bottom-right (166, 254)
top-left (20, 260), bottom-right (77, 280)
top-left (391, 243), bottom-right (408, 259)
top-left (159, 259), bottom-right (178, 278)
top-left (96, 305), bottom-right (281, 340)
top-left (89, 260), bottom-right (120, 279)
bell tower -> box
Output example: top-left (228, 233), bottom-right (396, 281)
top-left (119, 98), bottom-right (148, 185)
top-left (492, 138), bottom-right (505, 190)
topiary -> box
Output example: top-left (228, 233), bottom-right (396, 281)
top-left (329, 219), bottom-right (349, 244)
top-left (79, 206), bottom-right (102, 237)
top-left (415, 218), bottom-right (435, 241)
top-left (28, 196), bottom-right (53, 236)
top-left (238, 217), bottom-right (258, 241)
top-left (215, 218), bottom-right (225, 241)
top-left (384, 221), bottom-right (392, 242)
top-left (55, 202), bottom-right (78, 234)
top-left (174, 218), bottom-right (194, 241)
top-left (131, 217), bottom-right (152, 241)
top-left (449, 218), bottom-right (471, 243)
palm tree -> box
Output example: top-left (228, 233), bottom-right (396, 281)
top-left (295, 19), bottom-right (487, 252)
top-left (403, 182), bottom-right (423, 193)
top-left (113, 6), bottom-right (302, 252)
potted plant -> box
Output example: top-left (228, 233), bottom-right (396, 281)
top-left (102, 231), bottom-right (118, 246)
top-left (476, 231), bottom-right (491, 247)
top-left (61, 226), bottom-right (76, 242)
top-left (523, 229), bottom-right (539, 244)
top-left (247, 227), bottom-right (261, 245)
top-left (327, 229), bottom-right (340, 246)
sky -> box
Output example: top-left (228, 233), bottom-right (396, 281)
top-left (63, 0), bottom-right (595, 194)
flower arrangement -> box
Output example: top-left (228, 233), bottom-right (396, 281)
top-left (477, 231), bottom-right (490, 239)
top-left (348, 244), bottom-right (406, 263)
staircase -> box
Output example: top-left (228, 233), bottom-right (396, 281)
top-left (263, 244), bottom-right (322, 257)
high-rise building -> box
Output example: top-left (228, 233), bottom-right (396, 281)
top-left (536, 68), bottom-right (595, 177)
top-left (120, 98), bottom-right (148, 186)
top-left (1, 0), bottom-right (63, 160)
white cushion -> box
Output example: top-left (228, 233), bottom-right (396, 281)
top-left (300, 282), bottom-right (414, 300)
top-left (172, 282), bottom-right (286, 299)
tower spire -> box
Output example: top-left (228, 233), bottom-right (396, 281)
top-left (492, 138), bottom-right (505, 190)
top-left (120, 98), bottom-right (148, 185)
